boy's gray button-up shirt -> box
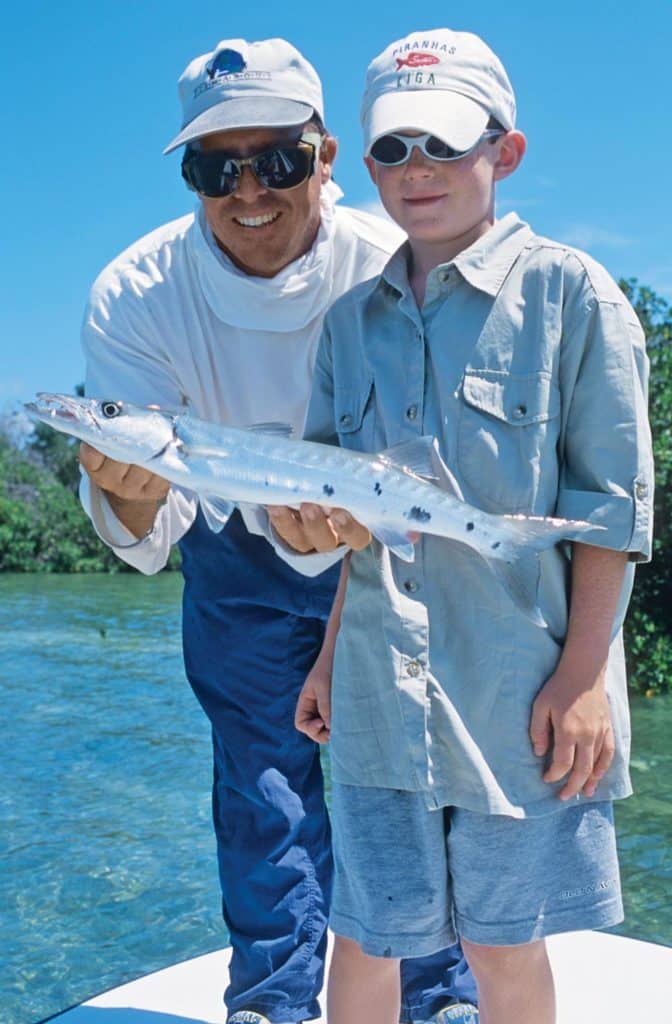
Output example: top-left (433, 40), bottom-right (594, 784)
top-left (304, 213), bottom-right (654, 818)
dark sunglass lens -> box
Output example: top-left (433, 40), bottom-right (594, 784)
top-left (255, 146), bottom-right (312, 190)
top-left (183, 152), bottom-right (239, 197)
top-left (425, 136), bottom-right (459, 160)
top-left (370, 135), bottom-right (409, 165)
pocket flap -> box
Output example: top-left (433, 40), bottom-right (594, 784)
top-left (334, 377), bottom-right (374, 434)
top-left (462, 370), bottom-right (560, 425)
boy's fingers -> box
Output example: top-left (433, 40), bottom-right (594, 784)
top-left (529, 701), bottom-right (551, 757)
top-left (543, 740), bottom-right (576, 784)
top-left (582, 727), bottom-right (615, 797)
top-left (557, 745), bottom-right (594, 801)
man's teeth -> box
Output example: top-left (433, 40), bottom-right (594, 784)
top-left (234, 213), bottom-right (280, 228)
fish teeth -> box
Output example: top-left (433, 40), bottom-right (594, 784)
top-left (234, 213), bottom-right (280, 228)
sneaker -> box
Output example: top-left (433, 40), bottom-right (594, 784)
top-left (228, 1014), bottom-right (302, 1024)
top-left (433, 1004), bottom-right (479, 1024)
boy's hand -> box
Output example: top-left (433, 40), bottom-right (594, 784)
top-left (529, 665), bottom-right (615, 801)
top-left (295, 659), bottom-right (333, 743)
top-left (267, 503), bottom-right (372, 553)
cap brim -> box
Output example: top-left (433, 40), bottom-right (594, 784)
top-left (363, 90), bottom-right (490, 154)
top-left (163, 97), bottom-right (315, 154)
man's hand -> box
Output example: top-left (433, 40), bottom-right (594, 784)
top-left (79, 442), bottom-right (171, 539)
top-left (295, 658), bottom-right (333, 743)
top-left (267, 503), bottom-right (372, 553)
top-left (529, 665), bottom-right (615, 801)
top-left (80, 443), bottom-right (171, 503)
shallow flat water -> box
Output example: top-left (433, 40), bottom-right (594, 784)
top-left (1, 573), bottom-right (670, 1024)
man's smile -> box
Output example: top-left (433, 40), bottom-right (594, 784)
top-left (232, 212), bottom-right (282, 228)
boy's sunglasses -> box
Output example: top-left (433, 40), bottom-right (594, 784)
top-left (181, 132), bottom-right (322, 198)
top-left (368, 129), bottom-right (505, 167)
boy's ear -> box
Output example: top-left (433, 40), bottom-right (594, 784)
top-left (493, 130), bottom-right (526, 183)
top-left (364, 154), bottom-right (379, 185)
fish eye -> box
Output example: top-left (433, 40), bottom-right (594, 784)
top-left (101, 401), bottom-right (123, 419)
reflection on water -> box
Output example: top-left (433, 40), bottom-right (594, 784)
top-left (1, 574), bottom-right (670, 1024)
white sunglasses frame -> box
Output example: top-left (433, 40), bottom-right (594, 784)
top-left (368, 129), bottom-right (506, 166)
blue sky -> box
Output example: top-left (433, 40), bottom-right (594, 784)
top-left (1, 0), bottom-right (669, 411)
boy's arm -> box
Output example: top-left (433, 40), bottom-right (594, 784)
top-left (295, 554), bottom-right (351, 743)
top-left (529, 542), bottom-right (628, 800)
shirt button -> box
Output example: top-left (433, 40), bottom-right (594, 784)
top-left (512, 404), bottom-right (527, 418)
top-left (404, 579), bottom-right (419, 593)
top-left (635, 481), bottom-right (648, 499)
top-left (339, 413), bottom-right (352, 427)
top-left (406, 404), bottom-right (418, 421)
top-left (407, 660), bottom-right (421, 677)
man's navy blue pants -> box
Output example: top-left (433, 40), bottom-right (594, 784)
top-left (179, 510), bottom-right (476, 1022)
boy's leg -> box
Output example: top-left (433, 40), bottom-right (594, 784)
top-left (459, 938), bottom-right (553, 1024)
top-left (329, 783), bottom-right (460, 1021)
top-left (448, 800), bottom-right (623, 1024)
top-left (328, 934), bottom-right (401, 1024)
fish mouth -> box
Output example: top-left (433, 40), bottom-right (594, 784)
top-left (28, 393), bottom-right (102, 432)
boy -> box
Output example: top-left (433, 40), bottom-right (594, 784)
top-left (273, 27), bottom-right (653, 1024)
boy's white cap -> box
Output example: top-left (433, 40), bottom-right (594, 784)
top-left (362, 28), bottom-right (516, 153)
top-left (164, 38), bottom-right (324, 153)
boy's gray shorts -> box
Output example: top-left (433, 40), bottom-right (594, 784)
top-left (330, 782), bottom-right (623, 956)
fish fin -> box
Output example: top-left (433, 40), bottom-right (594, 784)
top-left (244, 421), bottom-right (294, 438)
top-left (378, 437), bottom-right (439, 479)
top-left (483, 549), bottom-right (547, 628)
top-left (200, 494), bottom-right (235, 533)
top-left (368, 523), bottom-right (417, 562)
top-left (378, 436), bottom-right (464, 500)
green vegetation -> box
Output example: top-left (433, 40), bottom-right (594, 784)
top-left (0, 279), bottom-right (670, 692)
top-left (620, 282), bottom-right (672, 695)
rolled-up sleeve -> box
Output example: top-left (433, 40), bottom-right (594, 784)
top-left (556, 266), bottom-right (654, 561)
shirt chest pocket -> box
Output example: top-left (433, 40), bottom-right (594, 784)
top-left (334, 377), bottom-right (379, 453)
top-left (457, 370), bottom-right (561, 513)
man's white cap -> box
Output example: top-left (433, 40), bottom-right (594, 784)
top-left (361, 28), bottom-right (516, 153)
top-left (164, 38), bottom-right (324, 154)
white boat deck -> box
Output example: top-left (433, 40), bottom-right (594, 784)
top-left (49, 930), bottom-right (670, 1023)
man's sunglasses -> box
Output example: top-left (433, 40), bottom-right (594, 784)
top-left (181, 132), bottom-right (322, 198)
top-left (368, 129), bottom-right (505, 167)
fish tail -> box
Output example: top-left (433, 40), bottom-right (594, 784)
top-left (483, 515), bottom-right (596, 627)
top-left (499, 514), bottom-right (595, 552)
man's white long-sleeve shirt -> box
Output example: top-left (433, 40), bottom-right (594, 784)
top-left (80, 189), bottom-right (402, 574)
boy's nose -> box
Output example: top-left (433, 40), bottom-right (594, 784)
top-left (403, 146), bottom-right (434, 176)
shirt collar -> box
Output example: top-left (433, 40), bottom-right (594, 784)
top-left (380, 212), bottom-right (534, 300)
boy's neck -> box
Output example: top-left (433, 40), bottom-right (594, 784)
top-left (408, 215), bottom-right (496, 307)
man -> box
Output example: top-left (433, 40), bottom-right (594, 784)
top-left (78, 37), bottom-right (477, 1024)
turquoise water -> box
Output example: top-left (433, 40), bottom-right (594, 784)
top-left (1, 573), bottom-right (670, 1024)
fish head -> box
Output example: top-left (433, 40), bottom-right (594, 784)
top-left (25, 394), bottom-right (176, 464)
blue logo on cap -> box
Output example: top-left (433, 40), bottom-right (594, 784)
top-left (206, 49), bottom-right (247, 79)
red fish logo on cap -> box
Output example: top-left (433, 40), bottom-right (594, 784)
top-left (395, 52), bottom-right (441, 70)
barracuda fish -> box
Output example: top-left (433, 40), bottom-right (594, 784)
top-left (26, 393), bottom-right (602, 626)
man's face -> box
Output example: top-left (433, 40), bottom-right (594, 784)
top-left (195, 125), bottom-right (336, 278)
top-left (366, 130), bottom-right (523, 257)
